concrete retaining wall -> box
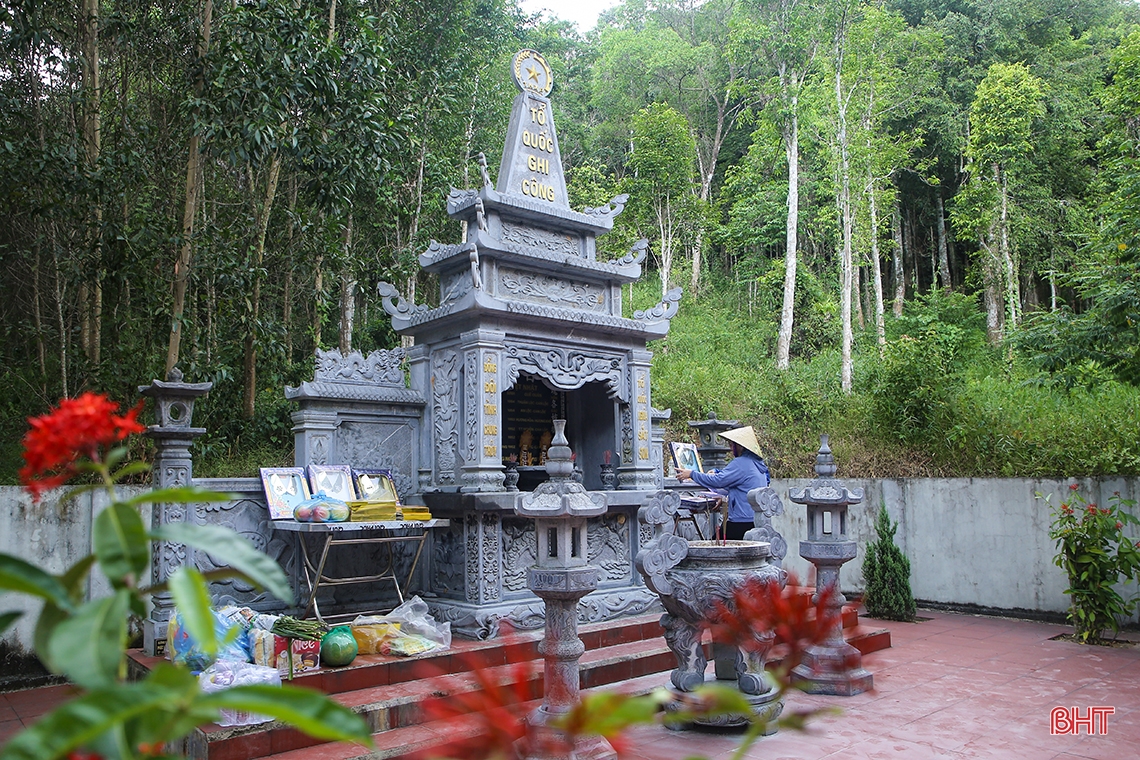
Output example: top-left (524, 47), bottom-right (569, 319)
top-left (3, 477), bottom-right (1139, 654)
top-left (770, 476), bottom-right (1140, 621)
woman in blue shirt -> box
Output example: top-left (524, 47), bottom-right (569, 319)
top-left (677, 425), bottom-right (770, 541)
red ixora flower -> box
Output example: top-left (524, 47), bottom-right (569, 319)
top-left (708, 574), bottom-right (838, 677)
top-left (19, 392), bottom-right (145, 501)
top-left (1116, 521), bottom-right (1124, 530)
top-left (1069, 483), bottom-right (1080, 491)
top-left (1087, 504), bottom-right (1099, 515)
top-left (412, 655), bottom-right (547, 760)
top-left (1061, 504), bottom-right (1074, 515)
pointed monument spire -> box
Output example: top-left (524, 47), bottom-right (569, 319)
top-left (496, 49), bottom-right (569, 208)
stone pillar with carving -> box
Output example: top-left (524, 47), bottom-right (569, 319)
top-left (138, 368), bottom-right (212, 655)
top-left (789, 435), bottom-right (873, 696)
top-left (460, 328), bottom-right (507, 492)
top-left (291, 409), bottom-right (337, 466)
top-left (618, 350), bottom-right (657, 490)
top-left (650, 407), bottom-right (671, 489)
top-left (407, 344), bottom-right (434, 495)
top-left (516, 421), bottom-right (613, 760)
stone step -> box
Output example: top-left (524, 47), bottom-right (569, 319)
top-left (177, 637), bottom-right (674, 760)
top-left (266, 672), bottom-right (669, 760)
top-left (142, 594), bottom-right (886, 760)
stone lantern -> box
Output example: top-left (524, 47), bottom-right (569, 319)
top-left (515, 420), bottom-right (613, 760)
top-left (687, 412), bottom-right (740, 472)
top-left (138, 367), bottom-right (212, 655)
top-left (788, 435), bottom-right (873, 695)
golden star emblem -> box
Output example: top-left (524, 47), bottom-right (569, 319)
top-left (526, 64), bottom-right (541, 84)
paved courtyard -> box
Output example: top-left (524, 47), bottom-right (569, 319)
top-left (3, 609), bottom-right (1139, 759)
top-left (617, 610), bottom-right (1140, 760)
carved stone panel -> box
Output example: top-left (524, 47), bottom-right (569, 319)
top-left (337, 421), bottom-right (414, 486)
top-left (588, 511), bottom-right (632, 583)
top-left (502, 516), bottom-right (537, 593)
top-left (500, 220), bottom-right (579, 257)
top-left (432, 350), bottom-right (461, 485)
top-left (498, 268), bottom-right (606, 311)
top-left (503, 345), bottom-right (624, 400)
top-left (194, 495), bottom-right (296, 613)
top-left (432, 521), bottom-right (465, 599)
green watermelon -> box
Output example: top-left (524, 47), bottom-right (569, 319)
top-left (320, 626), bottom-right (358, 667)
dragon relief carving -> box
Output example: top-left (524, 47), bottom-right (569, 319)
top-left (588, 513), bottom-right (631, 582)
top-left (378, 281), bottom-right (428, 320)
top-left (500, 221), bottom-right (579, 257)
top-left (431, 524), bottom-right (465, 597)
top-left (611, 238), bottom-right (649, 267)
top-left (433, 350), bottom-right (460, 484)
top-left (504, 346), bottom-right (623, 398)
top-left (502, 517), bottom-right (537, 593)
top-left (441, 271), bottom-right (471, 304)
top-left (582, 193), bottom-right (629, 221)
top-left (312, 347), bottom-right (406, 386)
top-left (499, 269), bottom-right (606, 310)
top-left (465, 351), bottom-right (479, 462)
top-left (634, 286), bottom-right (683, 322)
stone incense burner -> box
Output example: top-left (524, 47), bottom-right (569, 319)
top-left (635, 491), bottom-right (787, 731)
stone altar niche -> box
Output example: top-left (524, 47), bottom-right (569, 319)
top-left (370, 49), bottom-right (682, 637)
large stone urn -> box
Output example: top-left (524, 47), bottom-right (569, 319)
top-left (634, 491), bottom-right (787, 731)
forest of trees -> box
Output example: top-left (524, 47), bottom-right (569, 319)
top-left (2, 0), bottom-right (1139, 479)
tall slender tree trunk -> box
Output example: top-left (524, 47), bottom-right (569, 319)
top-left (167, 0), bottom-right (212, 375)
top-left (834, 21), bottom-right (854, 393)
top-left (243, 155), bottom-right (282, 419)
top-left (52, 225), bottom-right (68, 398)
top-left (868, 173), bottom-right (885, 351)
top-left (283, 175), bottom-right (297, 361)
top-left (996, 165), bottom-right (1018, 327)
top-left (338, 213), bottom-right (356, 354)
top-left (935, 192), bottom-right (951, 290)
top-left (80, 0), bottom-right (103, 369)
top-left (892, 201), bottom-right (904, 316)
top-left (775, 103), bottom-right (800, 371)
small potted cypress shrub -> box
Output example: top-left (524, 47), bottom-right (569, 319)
top-left (862, 503), bottom-right (916, 621)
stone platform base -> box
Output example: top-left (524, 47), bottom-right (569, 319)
top-left (792, 641), bottom-right (874, 696)
top-left (663, 679), bottom-right (785, 734)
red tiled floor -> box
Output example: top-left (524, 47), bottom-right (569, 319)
top-left (2, 609), bottom-right (1139, 760)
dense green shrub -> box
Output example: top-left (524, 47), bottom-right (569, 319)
top-left (1046, 487), bottom-right (1140, 642)
top-left (862, 504), bottom-right (916, 621)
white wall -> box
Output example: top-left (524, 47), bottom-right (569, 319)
top-left (771, 476), bottom-right (1140, 622)
top-left (4, 478), bottom-right (1139, 654)
top-left (1, 485), bottom-right (147, 651)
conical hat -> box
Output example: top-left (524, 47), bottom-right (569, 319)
top-left (720, 426), bottom-right (763, 458)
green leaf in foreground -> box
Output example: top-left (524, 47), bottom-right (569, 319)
top-left (0, 555), bottom-right (75, 612)
top-left (0, 610), bottom-right (21, 636)
top-left (197, 684), bottom-right (373, 745)
top-left (47, 592), bottom-right (130, 690)
top-left (125, 486), bottom-right (236, 507)
top-left (169, 566), bottom-right (217, 661)
top-left (151, 522), bottom-right (293, 604)
top-left (93, 503), bottom-right (150, 587)
top-left (0, 682), bottom-right (180, 760)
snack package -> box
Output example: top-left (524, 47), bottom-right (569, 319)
top-left (198, 660), bottom-right (281, 726)
top-left (168, 607), bottom-right (252, 671)
top-left (350, 596), bottom-right (450, 656)
top-left (348, 618), bottom-right (401, 655)
top-left (249, 628), bottom-right (320, 678)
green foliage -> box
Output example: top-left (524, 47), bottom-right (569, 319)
top-left (1, 438), bottom-right (371, 758)
top-left (1045, 487), bottom-right (1140, 642)
top-left (862, 504), bottom-right (916, 622)
top-left (870, 290), bottom-right (989, 446)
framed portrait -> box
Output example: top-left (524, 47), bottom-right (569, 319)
top-left (260, 467), bottom-right (312, 520)
top-left (670, 442), bottom-right (703, 474)
top-left (353, 468), bottom-right (400, 504)
top-left (306, 464), bottom-right (355, 502)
